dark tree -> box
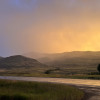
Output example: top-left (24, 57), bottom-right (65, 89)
top-left (44, 70), bottom-right (51, 74)
top-left (97, 64), bottom-right (100, 73)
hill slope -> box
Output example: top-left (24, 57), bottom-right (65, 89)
top-left (37, 51), bottom-right (100, 74)
top-left (38, 51), bottom-right (100, 66)
top-left (0, 55), bottom-right (46, 69)
top-left (0, 57), bottom-right (3, 60)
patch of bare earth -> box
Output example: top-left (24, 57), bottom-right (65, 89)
top-left (76, 86), bottom-right (100, 100)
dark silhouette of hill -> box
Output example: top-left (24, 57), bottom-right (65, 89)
top-left (0, 55), bottom-right (46, 69)
top-left (0, 57), bottom-right (3, 60)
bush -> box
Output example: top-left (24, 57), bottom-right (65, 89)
top-left (97, 64), bottom-right (100, 73)
top-left (44, 70), bottom-right (52, 74)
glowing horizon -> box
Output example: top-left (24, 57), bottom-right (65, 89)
top-left (0, 0), bottom-right (100, 56)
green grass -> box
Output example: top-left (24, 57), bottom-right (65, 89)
top-left (0, 80), bottom-right (84, 100)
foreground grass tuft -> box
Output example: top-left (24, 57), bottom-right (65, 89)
top-left (0, 80), bottom-right (84, 100)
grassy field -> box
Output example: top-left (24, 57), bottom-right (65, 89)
top-left (0, 66), bottom-right (100, 80)
top-left (0, 72), bottom-right (100, 80)
top-left (0, 80), bottom-right (84, 100)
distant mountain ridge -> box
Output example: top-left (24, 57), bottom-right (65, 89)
top-left (37, 51), bottom-right (100, 68)
top-left (0, 55), bottom-right (46, 69)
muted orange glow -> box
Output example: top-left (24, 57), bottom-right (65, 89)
top-left (1, 0), bottom-right (100, 56)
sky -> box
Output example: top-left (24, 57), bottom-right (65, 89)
top-left (0, 0), bottom-right (100, 57)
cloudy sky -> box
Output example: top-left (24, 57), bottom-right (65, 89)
top-left (0, 0), bottom-right (100, 56)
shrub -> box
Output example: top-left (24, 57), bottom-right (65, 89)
top-left (97, 64), bottom-right (100, 73)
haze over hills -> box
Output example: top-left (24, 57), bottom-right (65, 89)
top-left (0, 51), bottom-right (100, 75)
top-left (23, 52), bottom-right (48, 59)
top-left (34, 51), bottom-right (100, 74)
top-left (38, 51), bottom-right (100, 67)
top-left (22, 51), bottom-right (100, 73)
top-left (24, 51), bottom-right (100, 65)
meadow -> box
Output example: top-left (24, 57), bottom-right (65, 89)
top-left (0, 64), bottom-right (100, 80)
top-left (0, 79), bottom-right (84, 100)
top-left (0, 69), bottom-right (100, 80)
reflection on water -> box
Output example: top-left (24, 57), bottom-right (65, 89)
top-left (0, 76), bottom-right (100, 87)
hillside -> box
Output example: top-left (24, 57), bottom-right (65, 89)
top-left (0, 52), bottom-right (100, 76)
top-left (0, 55), bottom-right (46, 69)
top-left (0, 57), bottom-right (3, 60)
top-left (37, 51), bottom-right (100, 74)
top-left (38, 51), bottom-right (100, 66)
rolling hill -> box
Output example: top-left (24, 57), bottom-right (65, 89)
top-left (0, 55), bottom-right (47, 69)
top-left (0, 57), bottom-right (3, 60)
top-left (36, 51), bottom-right (100, 74)
top-left (0, 52), bottom-right (100, 75)
top-left (38, 51), bottom-right (100, 67)
top-left (0, 55), bottom-right (50, 76)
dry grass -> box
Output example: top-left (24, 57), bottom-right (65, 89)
top-left (0, 79), bottom-right (84, 100)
